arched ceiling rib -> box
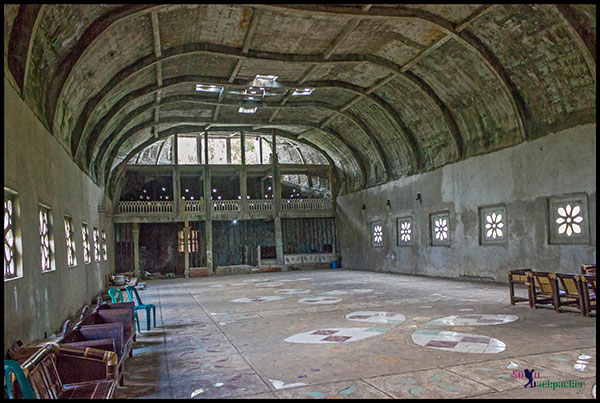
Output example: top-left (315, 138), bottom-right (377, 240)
top-left (5, 4), bottom-right (596, 196)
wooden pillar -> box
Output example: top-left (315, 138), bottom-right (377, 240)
top-left (272, 130), bottom-right (284, 264)
top-left (240, 131), bottom-right (248, 214)
top-left (173, 166), bottom-right (181, 215)
top-left (183, 221), bottom-right (190, 278)
top-left (132, 222), bottom-right (140, 278)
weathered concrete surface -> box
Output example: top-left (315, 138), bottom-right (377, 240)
top-left (3, 77), bottom-right (114, 353)
top-left (115, 269), bottom-right (595, 399)
top-left (337, 123), bottom-right (596, 282)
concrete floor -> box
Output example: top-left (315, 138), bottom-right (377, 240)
top-left (115, 269), bottom-right (596, 399)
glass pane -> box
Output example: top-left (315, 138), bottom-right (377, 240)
top-left (230, 138), bottom-right (241, 164)
top-left (244, 138), bottom-right (259, 165)
top-left (261, 138), bottom-right (273, 164)
top-left (208, 138), bottom-right (227, 164)
top-left (157, 136), bottom-right (173, 164)
top-left (178, 136), bottom-right (198, 165)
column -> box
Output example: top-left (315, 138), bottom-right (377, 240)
top-left (132, 222), bottom-right (140, 278)
top-left (272, 130), bottom-right (284, 265)
top-left (203, 132), bottom-right (214, 274)
top-left (173, 167), bottom-right (181, 215)
top-left (240, 131), bottom-right (248, 214)
top-left (183, 221), bottom-right (190, 278)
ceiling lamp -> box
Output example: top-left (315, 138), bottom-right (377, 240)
top-left (238, 106), bottom-right (258, 114)
top-left (196, 84), bottom-right (223, 93)
top-left (292, 88), bottom-right (314, 96)
top-left (250, 74), bottom-right (279, 88)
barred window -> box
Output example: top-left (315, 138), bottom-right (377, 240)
top-left (178, 229), bottom-right (199, 253)
top-left (39, 205), bottom-right (54, 272)
top-left (64, 216), bottom-right (77, 267)
top-left (101, 230), bottom-right (107, 261)
top-left (93, 228), bottom-right (100, 262)
top-left (4, 193), bottom-right (18, 280)
top-left (82, 223), bottom-right (91, 264)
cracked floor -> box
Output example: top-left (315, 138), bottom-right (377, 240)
top-left (115, 269), bottom-right (596, 399)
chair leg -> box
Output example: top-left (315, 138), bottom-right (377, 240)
top-left (134, 311), bottom-right (141, 333)
top-left (152, 306), bottom-right (156, 328)
top-left (146, 307), bottom-right (151, 331)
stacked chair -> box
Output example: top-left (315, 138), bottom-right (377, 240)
top-left (5, 284), bottom-right (157, 399)
top-left (508, 265), bottom-right (596, 316)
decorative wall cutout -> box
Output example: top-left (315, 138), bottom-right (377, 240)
top-left (345, 311), bottom-right (406, 325)
top-left (479, 205), bottom-right (507, 245)
top-left (64, 216), bottom-right (77, 267)
top-left (430, 212), bottom-right (450, 246)
top-left (4, 195), bottom-right (17, 279)
top-left (397, 216), bottom-right (413, 246)
top-left (39, 205), bottom-right (52, 272)
top-left (548, 194), bottom-right (589, 244)
top-left (371, 221), bottom-right (383, 247)
top-left (285, 327), bottom-right (389, 344)
top-left (411, 330), bottom-right (505, 353)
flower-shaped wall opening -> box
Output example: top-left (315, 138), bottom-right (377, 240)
top-left (397, 217), bottom-right (413, 246)
top-left (480, 205), bottom-right (507, 245)
top-left (430, 212), bottom-right (450, 246)
top-left (549, 195), bottom-right (589, 245)
top-left (556, 204), bottom-right (583, 237)
top-left (371, 221), bottom-right (383, 247)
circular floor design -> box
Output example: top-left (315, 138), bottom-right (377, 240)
top-left (274, 289), bottom-right (312, 295)
top-left (285, 327), bottom-right (389, 344)
top-left (345, 311), bottom-right (406, 325)
top-left (230, 296), bottom-right (289, 303)
top-left (321, 289), bottom-right (374, 295)
top-left (298, 296), bottom-right (342, 304)
top-left (411, 329), bottom-right (506, 354)
top-left (255, 282), bottom-right (285, 287)
top-left (426, 314), bottom-right (519, 326)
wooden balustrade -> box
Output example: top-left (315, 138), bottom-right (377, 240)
top-left (248, 199), bottom-right (273, 211)
top-left (183, 200), bottom-right (205, 213)
top-left (212, 199), bottom-right (240, 212)
top-left (281, 198), bottom-right (333, 210)
top-left (118, 201), bottom-right (173, 214)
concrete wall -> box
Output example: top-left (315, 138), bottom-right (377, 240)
top-left (4, 77), bottom-right (114, 353)
top-left (337, 123), bottom-right (596, 282)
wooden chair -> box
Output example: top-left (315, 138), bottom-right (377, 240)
top-left (578, 274), bottom-right (596, 317)
top-left (529, 271), bottom-right (561, 311)
top-left (581, 264), bottom-right (596, 275)
top-left (5, 343), bottom-right (117, 399)
top-left (554, 273), bottom-right (585, 314)
top-left (508, 269), bottom-right (533, 306)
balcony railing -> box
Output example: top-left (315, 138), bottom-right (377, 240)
top-left (183, 200), bottom-right (205, 213)
top-left (248, 199), bottom-right (273, 211)
top-left (281, 198), bottom-right (333, 210)
top-left (212, 199), bottom-right (240, 212)
top-left (118, 201), bottom-right (173, 214)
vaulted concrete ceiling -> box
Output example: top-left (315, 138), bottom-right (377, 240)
top-left (5, 4), bottom-right (596, 195)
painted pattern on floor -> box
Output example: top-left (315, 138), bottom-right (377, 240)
top-left (298, 296), bottom-right (342, 304)
top-left (321, 289), bottom-right (374, 295)
top-left (230, 295), bottom-right (290, 303)
top-left (274, 289), bottom-right (312, 295)
top-left (285, 327), bottom-right (390, 344)
top-left (345, 311), bottom-right (406, 325)
top-left (426, 314), bottom-right (519, 326)
top-left (411, 329), bottom-right (506, 353)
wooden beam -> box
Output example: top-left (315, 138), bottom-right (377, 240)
top-left (242, 9), bottom-right (260, 54)
top-left (323, 18), bottom-right (361, 59)
top-left (229, 59), bottom-right (243, 82)
top-left (455, 4), bottom-right (498, 32)
top-left (150, 11), bottom-right (162, 57)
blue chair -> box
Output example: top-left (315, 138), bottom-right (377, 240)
top-left (4, 360), bottom-right (35, 399)
top-left (125, 286), bottom-right (156, 331)
top-left (109, 288), bottom-right (141, 334)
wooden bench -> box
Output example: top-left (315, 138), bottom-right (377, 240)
top-left (554, 272), bottom-right (586, 314)
top-left (508, 269), bottom-right (533, 306)
top-left (58, 320), bottom-right (127, 386)
top-left (581, 264), bottom-right (596, 275)
top-left (578, 274), bottom-right (596, 317)
top-left (6, 343), bottom-right (118, 399)
top-left (78, 305), bottom-right (135, 357)
top-left (529, 271), bottom-right (561, 311)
